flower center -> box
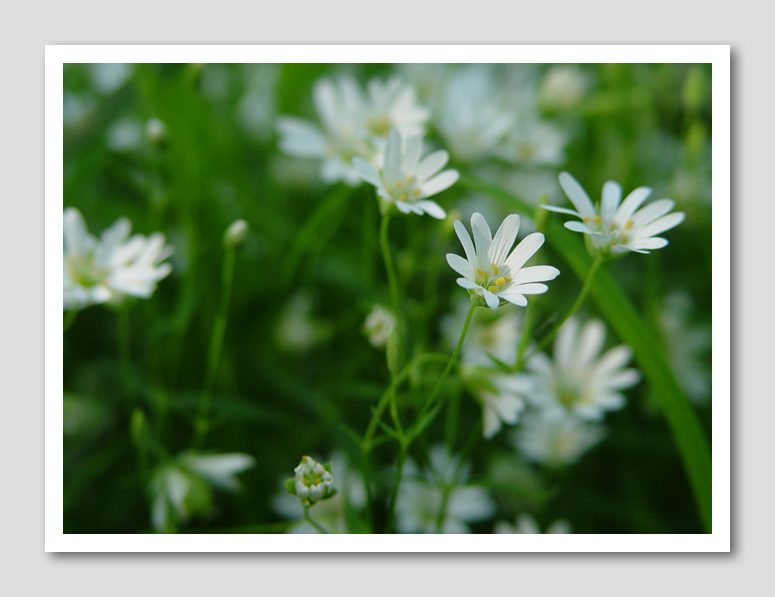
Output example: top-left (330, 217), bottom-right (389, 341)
top-left (386, 175), bottom-right (422, 203)
top-left (367, 114), bottom-right (393, 137)
top-left (475, 263), bottom-right (511, 293)
top-left (66, 254), bottom-right (109, 288)
top-left (582, 215), bottom-right (633, 246)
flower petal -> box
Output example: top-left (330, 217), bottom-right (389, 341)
top-left (454, 220), bottom-right (477, 264)
top-left (505, 232), bottom-right (544, 272)
top-left (488, 214), bottom-right (520, 266)
top-left (420, 169), bottom-right (459, 198)
top-left (558, 172), bottom-right (596, 219)
top-left (613, 186), bottom-right (652, 227)
top-left (351, 157), bottom-right (381, 187)
top-left (416, 150), bottom-right (449, 181)
top-left (636, 212), bottom-right (685, 239)
top-left (471, 213), bottom-right (493, 265)
top-left (511, 265), bottom-right (560, 285)
top-left (446, 253), bottom-right (474, 278)
top-left (483, 288), bottom-right (500, 309)
top-left (601, 181), bottom-right (622, 224)
top-left (416, 200), bottom-right (446, 219)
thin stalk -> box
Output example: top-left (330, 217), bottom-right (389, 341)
top-left (379, 212), bottom-right (400, 315)
top-left (522, 257), bottom-right (603, 363)
top-left (304, 505), bottom-right (330, 534)
top-left (193, 247), bottom-right (237, 447)
top-left (117, 306), bottom-right (132, 401)
top-left (417, 304), bottom-right (477, 418)
top-left (434, 486), bottom-right (453, 534)
top-left (385, 441), bottom-right (409, 533)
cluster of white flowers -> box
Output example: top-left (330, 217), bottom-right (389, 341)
top-left (276, 76), bottom-right (429, 186)
top-left (510, 317), bottom-right (638, 465)
top-left (63, 207), bottom-right (173, 311)
top-left (494, 513), bottom-right (572, 534)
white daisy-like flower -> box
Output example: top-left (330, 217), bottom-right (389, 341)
top-left (501, 116), bottom-right (568, 166)
top-left (539, 65), bottom-right (592, 111)
top-left (513, 409), bottom-right (606, 466)
top-left (276, 76), bottom-right (429, 186)
top-left (63, 207), bottom-right (172, 311)
top-left (494, 513), bottom-right (572, 534)
top-left (352, 129), bottom-right (459, 219)
top-left (543, 172), bottom-right (685, 258)
top-left (396, 446), bottom-right (495, 534)
top-left (523, 317), bottom-right (640, 420)
top-left (446, 213), bottom-right (560, 310)
top-left (461, 365), bottom-right (529, 439)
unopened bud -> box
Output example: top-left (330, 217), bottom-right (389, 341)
top-left (284, 455), bottom-right (337, 506)
top-left (224, 219), bottom-right (249, 250)
top-left (145, 117), bottom-right (168, 147)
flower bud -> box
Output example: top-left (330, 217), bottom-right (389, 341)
top-left (363, 304), bottom-right (396, 348)
top-left (145, 117), bottom-right (168, 147)
top-left (224, 219), bottom-right (249, 250)
top-left (285, 455), bottom-right (336, 506)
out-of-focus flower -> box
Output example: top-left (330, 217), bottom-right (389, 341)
top-left (446, 213), bottom-right (560, 309)
top-left (363, 304), bottom-right (397, 348)
top-left (149, 451), bottom-right (255, 533)
top-left (352, 129), bottom-right (458, 219)
top-left (437, 65), bottom-right (514, 163)
top-left (494, 513), bottom-right (572, 534)
top-left (276, 76), bottom-right (428, 186)
top-left (396, 445), bottom-right (495, 534)
top-left (89, 63), bottom-right (132, 95)
top-left (285, 455), bottom-right (336, 506)
top-left (461, 366), bottom-right (529, 439)
top-left (513, 409), bottom-right (606, 466)
top-left (441, 295), bottom-right (522, 367)
top-left (543, 172), bottom-right (685, 258)
top-left (274, 292), bottom-right (332, 352)
top-left (224, 219), bottom-right (249, 250)
top-left (658, 292), bottom-right (711, 404)
top-left (145, 117), bottom-right (167, 146)
top-left (522, 317), bottom-right (639, 420)
top-left (273, 452), bottom-right (365, 534)
top-left (105, 117), bottom-right (144, 152)
top-left (63, 208), bottom-right (173, 311)
top-left (501, 117), bottom-right (568, 166)
top-left (539, 65), bottom-right (592, 111)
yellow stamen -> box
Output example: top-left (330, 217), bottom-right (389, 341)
top-left (406, 175), bottom-right (414, 185)
top-left (504, 277), bottom-right (511, 283)
top-left (491, 264), bottom-right (499, 275)
top-left (495, 277), bottom-right (506, 286)
top-left (385, 186), bottom-right (393, 195)
top-left (621, 235), bottom-right (629, 244)
top-left (592, 215), bottom-right (602, 225)
top-left (413, 189), bottom-right (420, 198)
top-left (476, 268), bottom-right (488, 278)
top-left (583, 216), bottom-right (590, 223)
top-left (395, 180), bottom-right (402, 189)
top-left (487, 285), bottom-right (499, 293)
top-left (624, 219), bottom-right (633, 230)
top-left (610, 240), bottom-right (617, 246)
top-left (398, 193), bottom-right (408, 202)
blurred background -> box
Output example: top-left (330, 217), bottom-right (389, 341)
top-left (63, 63), bottom-right (712, 534)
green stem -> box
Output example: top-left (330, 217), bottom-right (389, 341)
top-left (522, 257), bottom-right (603, 364)
top-left (380, 212), bottom-right (400, 315)
top-left (385, 441), bottom-right (409, 533)
top-left (417, 304), bottom-right (477, 418)
top-left (118, 306), bottom-right (132, 400)
top-left (304, 505), bottom-right (330, 534)
top-left (435, 486), bottom-right (453, 534)
top-left (63, 309), bottom-right (78, 334)
top-left (193, 246), bottom-right (237, 448)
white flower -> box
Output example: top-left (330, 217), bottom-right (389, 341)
top-left (441, 295), bottom-right (521, 367)
top-left (446, 213), bottom-right (560, 310)
top-left (353, 129), bottom-right (459, 218)
top-left (461, 365), bottom-right (529, 439)
top-left (539, 65), bottom-right (591, 111)
top-left (501, 117), bottom-right (568, 166)
top-left (543, 172), bottom-right (685, 257)
top-left (437, 65), bottom-right (515, 163)
top-left (523, 317), bottom-right (640, 420)
top-left (276, 76), bottom-right (429, 186)
top-left (396, 446), bottom-right (495, 534)
top-left (63, 208), bottom-right (172, 311)
top-left (513, 409), bottom-right (606, 466)
top-left (495, 513), bottom-right (572, 534)
top-left (290, 455), bottom-right (335, 505)
top-left (658, 292), bottom-right (711, 404)
top-left (149, 451), bottom-right (254, 532)
top-left (363, 304), bottom-right (397, 348)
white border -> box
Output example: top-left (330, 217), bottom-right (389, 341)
top-left (46, 45), bottom-right (730, 552)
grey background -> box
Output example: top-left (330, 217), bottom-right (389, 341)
top-left (6, 0), bottom-right (760, 593)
